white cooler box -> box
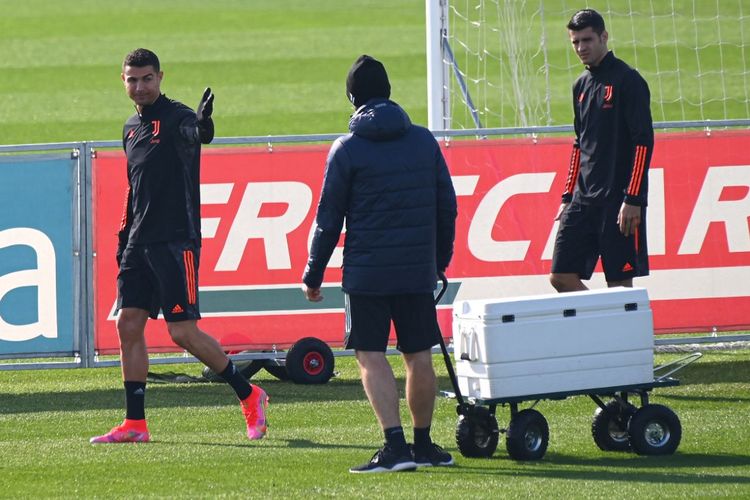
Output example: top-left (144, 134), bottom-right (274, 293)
top-left (453, 287), bottom-right (654, 400)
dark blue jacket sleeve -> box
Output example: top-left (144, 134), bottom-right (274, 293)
top-left (435, 144), bottom-right (457, 272)
top-left (302, 140), bottom-right (351, 288)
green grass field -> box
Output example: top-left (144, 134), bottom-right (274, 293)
top-left (3, 1), bottom-right (748, 146)
top-left (1, 1), bottom-right (749, 497)
top-left (1, 351), bottom-right (749, 498)
top-left (0, 0), bottom-right (428, 145)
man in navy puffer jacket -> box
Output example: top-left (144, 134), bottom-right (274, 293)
top-left (302, 55), bottom-right (457, 473)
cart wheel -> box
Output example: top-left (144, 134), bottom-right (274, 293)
top-left (285, 337), bottom-right (335, 384)
top-left (591, 400), bottom-right (637, 452)
top-left (263, 362), bottom-right (290, 381)
top-left (627, 404), bottom-right (681, 456)
top-left (455, 406), bottom-right (499, 458)
top-left (505, 409), bottom-right (549, 461)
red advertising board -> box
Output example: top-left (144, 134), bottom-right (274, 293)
top-left (93, 131), bottom-right (750, 354)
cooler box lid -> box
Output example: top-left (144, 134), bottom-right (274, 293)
top-left (453, 287), bottom-right (650, 321)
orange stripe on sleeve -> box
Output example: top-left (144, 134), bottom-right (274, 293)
top-left (119, 186), bottom-right (131, 231)
top-left (628, 145), bottom-right (648, 196)
top-left (627, 147), bottom-right (639, 194)
top-left (564, 147), bottom-right (581, 195)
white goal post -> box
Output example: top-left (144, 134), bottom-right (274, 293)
top-left (426, 0), bottom-right (750, 132)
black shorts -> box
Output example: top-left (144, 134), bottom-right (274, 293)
top-left (344, 293), bottom-right (441, 354)
top-left (551, 201), bottom-right (649, 282)
top-left (117, 240), bottom-right (201, 322)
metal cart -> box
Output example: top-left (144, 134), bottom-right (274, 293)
top-left (434, 274), bottom-right (701, 461)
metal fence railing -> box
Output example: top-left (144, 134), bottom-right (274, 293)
top-left (1, 121), bottom-right (748, 371)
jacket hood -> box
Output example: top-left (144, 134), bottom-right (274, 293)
top-left (348, 99), bottom-right (411, 141)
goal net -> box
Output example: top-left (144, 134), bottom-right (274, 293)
top-left (430, 0), bottom-right (750, 130)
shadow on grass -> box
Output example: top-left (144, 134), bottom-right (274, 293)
top-left (1, 371), bottom-right (471, 415)
top-left (433, 453), bottom-right (750, 484)
top-left (542, 451), bottom-right (750, 469)
top-left (671, 358), bottom-right (750, 386)
top-left (0, 378), bottom-right (368, 415)
top-left (152, 438), bottom-right (373, 451)
top-left (658, 393), bottom-right (750, 404)
top-left (2, 355), bottom-right (746, 415)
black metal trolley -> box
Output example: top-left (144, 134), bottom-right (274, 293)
top-left (434, 273), bottom-right (701, 461)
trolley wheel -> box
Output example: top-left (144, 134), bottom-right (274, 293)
top-left (591, 400), bottom-right (637, 452)
top-left (505, 409), bottom-right (549, 461)
top-left (285, 337), bottom-right (335, 384)
top-left (627, 404), bottom-right (682, 456)
top-left (455, 406), bottom-right (499, 458)
top-left (263, 362), bottom-right (290, 381)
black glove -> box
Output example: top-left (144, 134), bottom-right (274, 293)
top-left (196, 87), bottom-right (215, 144)
top-left (196, 87), bottom-right (214, 123)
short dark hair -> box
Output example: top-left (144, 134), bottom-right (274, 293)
top-left (567, 9), bottom-right (606, 35)
top-left (123, 48), bottom-right (160, 72)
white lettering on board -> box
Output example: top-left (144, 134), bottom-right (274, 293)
top-left (215, 182), bottom-right (312, 271)
top-left (200, 183), bottom-right (234, 239)
top-left (0, 228), bottom-right (58, 342)
top-left (467, 172), bottom-right (556, 262)
top-left (679, 165), bottom-right (750, 254)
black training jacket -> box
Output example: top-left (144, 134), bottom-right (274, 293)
top-left (118, 94), bottom-right (212, 246)
top-left (562, 51), bottom-right (654, 207)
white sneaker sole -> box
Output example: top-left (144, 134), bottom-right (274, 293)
top-left (415, 458), bottom-right (455, 467)
top-left (349, 460), bottom-right (417, 473)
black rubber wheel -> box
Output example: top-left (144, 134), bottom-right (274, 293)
top-left (627, 404), bottom-right (682, 456)
top-left (591, 400), bottom-right (637, 452)
top-left (455, 406), bottom-right (500, 458)
top-left (263, 362), bottom-right (290, 381)
top-left (285, 337), bottom-right (335, 384)
top-left (505, 409), bottom-right (549, 461)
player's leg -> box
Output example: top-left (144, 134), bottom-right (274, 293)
top-left (346, 293), bottom-right (416, 473)
top-left (394, 294), bottom-right (454, 467)
top-left (152, 241), bottom-right (268, 440)
top-left (117, 308), bottom-right (149, 433)
top-left (117, 308), bottom-right (150, 381)
top-left (115, 245), bottom-right (155, 381)
top-left (355, 350), bottom-right (402, 432)
top-left (551, 272), bottom-right (589, 291)
top-left (402, 350), bottom-right (435, 429)
top-left (91, 248), bottom-right (153, 443)
top-left (551, 201), bottom-right (600, 292)
top-left (165, 320), bottom-right (228, 371)
top-left (165, 320), bottom-right (268, 439)
top-left (607, 277), bottom-right (633, 287)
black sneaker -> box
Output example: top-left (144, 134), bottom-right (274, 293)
top-left (411, 443), bottom-right (455, 467)
top-left (349, 446), bottom-right (417, 473)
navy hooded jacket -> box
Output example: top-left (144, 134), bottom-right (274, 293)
top-left (302, 99), bottom-right (457, 295)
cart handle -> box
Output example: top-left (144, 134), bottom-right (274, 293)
top-left (653, 352), bottom-right (702, 381)
top-left (436, 271), bottom-right (449, 304)
top-left (434, 271), bottom-right (469, 411)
